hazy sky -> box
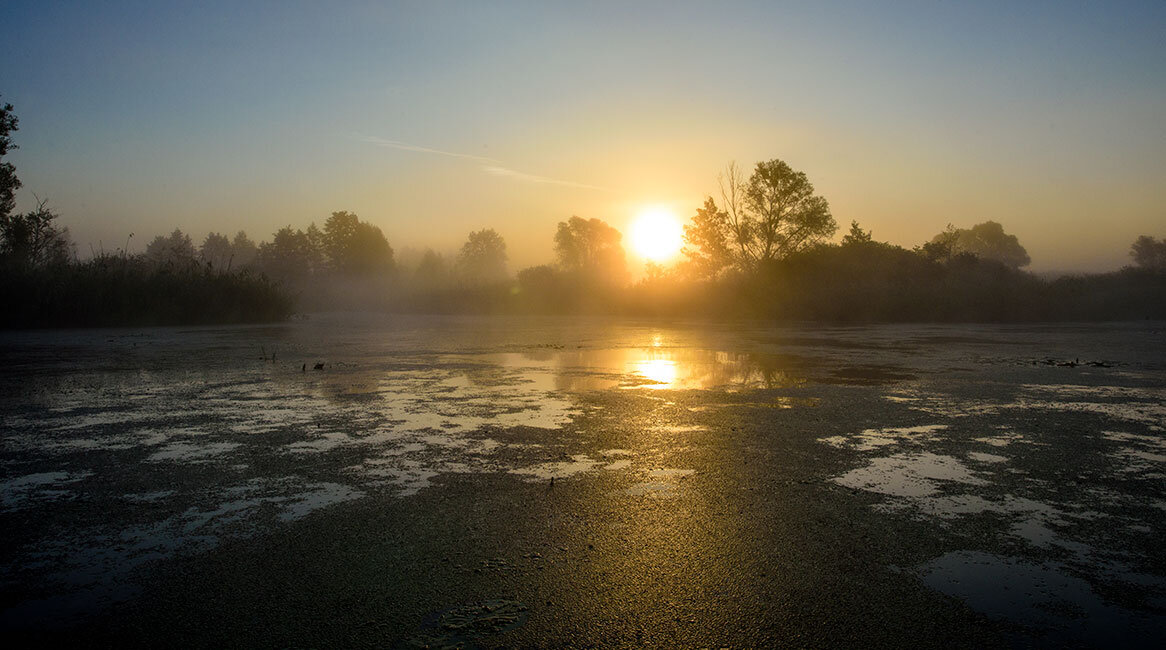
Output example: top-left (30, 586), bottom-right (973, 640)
top-left (3, 1), bottom-right (1164, 272)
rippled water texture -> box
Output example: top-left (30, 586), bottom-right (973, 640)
top-left (1, 315), bottom-right (1163, 643)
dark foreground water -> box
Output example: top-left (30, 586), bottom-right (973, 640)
top-left (1, 315), bottom-right (1163, 647)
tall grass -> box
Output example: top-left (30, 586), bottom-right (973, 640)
top-left (0, 254), bottom-right (294, 328)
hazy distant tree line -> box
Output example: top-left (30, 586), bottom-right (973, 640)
top-left (0, 99), bottom-right (291, 327)
top-left (2, 97), bottom-right (1163, 326)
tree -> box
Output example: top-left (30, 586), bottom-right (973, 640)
top-left (258, 226), bottom-right (315, 281)
top-left (0, 102), bottom-right (73, 268)
top-left (199, 232), bottom-right (232, 270)
top-left (304, 222), bottom-right (327, 273)
top-left (230, 230), bottom-right (258, 268)
top-left (0, 197), bottom-right (73, 267)
top-left (553, 216), bottom-right (627, 284)
top-left (1, 98), bottom-right (20, 221)
top-left (456, 228), bottom-right (508, 283)
top-left (917, 224), bottom-right (959, 263)
top-left (929, 221), bottom-right (1030, 269)
top-left (516, 264), bottom-right (561, 304)
top-left (685, 159), bottom-right (836, 273)
top-left (841, 220), bottom-right (873, 245)
top-left (1130, 235), bottom-right (1166, 270)
top-left (323, 211), bottom-right (394, 274)
top-left (681, 198), bottom-right (733, 280)
top-left (414, 249), bottom-right (450, 288)
top-left (145, 228), bottom-right (196, 266)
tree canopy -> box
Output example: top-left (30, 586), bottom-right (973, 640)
top-left (554, 216), bottom-right (627, 284)
top-left (1130, 235), bottom-right (1166, 270)
top-left (680, 198), bottom-right (733, 280)
top-left (145, 229), bottom-right (196, 266)
top-left (258, 226), bottom-right (318, 281)
top-left (0, 102), bottom-right (73, 269)
top-left (0, 98), bottom-right (20, 221)
top-left (684, 159), bottom-right (836, 274)
top-left (323, 211), bottom-right (394, 275)
top-left (199, 232), bottom-right (232, 270)
top-left (929, 221), bottom-right (1030, 269)
top-left (841, 221), bottom-right (873, 246)
top-left (456, 228), bottom-right (508, 284)
top-left (0, 198), bottom-right (72, 268)
top-left (230, 230), bottom-right (259, 268)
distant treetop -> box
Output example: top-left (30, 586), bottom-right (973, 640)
top-left (928, 221), bottom-right (1030, 269)
top-left (682, 158), bottom-right (836, 276)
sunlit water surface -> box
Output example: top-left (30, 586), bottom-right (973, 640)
top-left (0, 314), bottom-right (1162, 643)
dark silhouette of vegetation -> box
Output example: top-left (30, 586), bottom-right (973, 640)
top-left (322, 211), bottom-right (394, 275)
top-left (0, 254), bottom-right (293, 328)
top-left (1130, 235), bottom-right (1166, 270)
top-left (680, 198), bottom-right (734, 281)
top-left (199, 232), bottom-right (232, 269)
top-left (683, 159), bottom-right (836, 274)
top-left (231, 231), bottom-right (259, 268)
top-left (1, 102), bottom-right (74, 270)
top-left (414, 248), bottom-right (451, 289)
top-left (456, 228), bottom-right (507, 284)
top-left (1, 98), bottom-right (20, 221)
top-left (145, 228), bottom-right (197, 266)
top-left (840, 221), bottom-right (872, 245)
top-left (0, 95), bottom-right (21, 218)
top-left (258, 225), bottom-right (322, 282)
top-left (0, 101), bottom-right (292, 328)
top-left (927, 221), bottom-right (1030, 269)
top-left (1, 95), bottom-right (1161, 327)
top-left (1, 197), bottom-right (73, 268)
top-left (554, 216), bottom-right (627, 285)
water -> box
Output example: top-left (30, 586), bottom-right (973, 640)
top-left (1, 314), bottom-right (1163, 643)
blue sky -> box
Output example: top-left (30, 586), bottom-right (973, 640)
top-left (3, 1), bottom-right (1164, 271)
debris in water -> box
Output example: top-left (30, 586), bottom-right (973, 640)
top-left (404, 599), bottom-right (528, 648)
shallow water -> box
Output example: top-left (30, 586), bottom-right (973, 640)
top-left (1, 315), bottom-right (1163, 643)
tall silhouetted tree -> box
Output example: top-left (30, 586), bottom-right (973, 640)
top-left (456, 228), bottom-right (508, 283)
top-left (930, 221), bottom-right (1030, 269)
top-left (681, 198), bottom-right (733, 280)
top-left (199, 232), bottom-right (232, 270)
top-left (145, 229), bottom-right (197, 266)
top-left (258, 226), bottom-right (315, 281)
top-left (0, 197), bottom-right (73, 268)
top-left (1130, 235), bottom-right (1166, 270)
top-left (0, 101), bottom-right (73, 268)
top-left (686, 159), bottom-right (836, 273)
top-left (304, 222), bottom-right (327, 273)
top-left (841, 221), bottom-right (873, 245)
top-left (554, 216), bottom-right (627, 284)
top-left (231, 230), bottom-right (258, 268)
top-left (0, 98), bottom-right (20, 221)
top-left (323, 211), bottom-right (394, 274)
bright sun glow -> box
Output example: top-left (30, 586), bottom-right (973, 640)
top-left (633, 357), bottom-right (677, 389)
top-left (630, 207), bottom-right (684, 262)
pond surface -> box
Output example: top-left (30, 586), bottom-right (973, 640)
top-left (1, 315), bottom-right (1163, 646)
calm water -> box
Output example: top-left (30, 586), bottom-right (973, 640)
top-left (1, 314), bottom-right (1163, 643)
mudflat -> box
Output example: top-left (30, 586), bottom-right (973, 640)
top-left (2, 315), bottom-right (1163, 647)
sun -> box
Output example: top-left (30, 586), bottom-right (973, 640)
top-left (630, 207), bottom-right (684, 262)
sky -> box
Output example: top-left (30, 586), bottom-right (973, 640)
top-left (2, 0), bottom-right (1164, 273)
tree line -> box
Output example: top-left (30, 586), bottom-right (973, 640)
top-left (2, 97), bottom-right (1163, 325)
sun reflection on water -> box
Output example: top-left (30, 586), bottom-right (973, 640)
top-left (477, 344), bottom-right (804, 391)
top-left (631, 357), bottom-right (678, 389)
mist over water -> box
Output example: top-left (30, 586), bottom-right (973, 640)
top-left (3, 3), bottom-right (1166, 644)
top-left (1, 314), bottom-right (1163, 645)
